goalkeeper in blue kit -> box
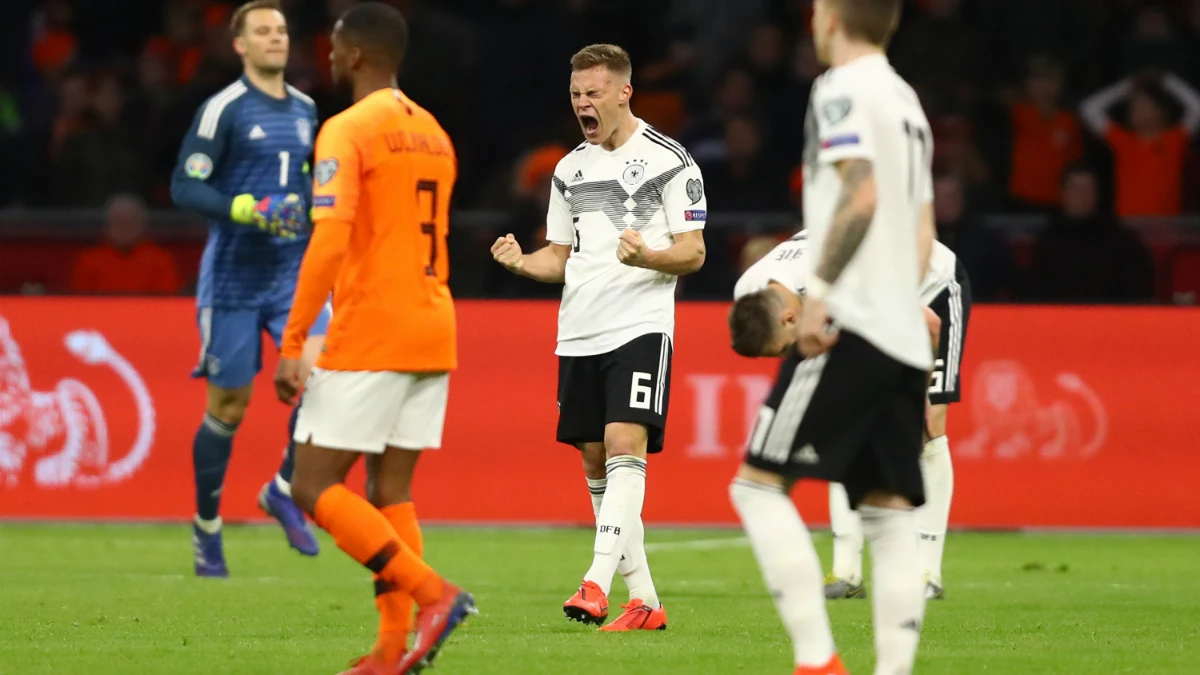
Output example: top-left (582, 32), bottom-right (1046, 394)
top-left (170, 0), bottom-right (329, 577)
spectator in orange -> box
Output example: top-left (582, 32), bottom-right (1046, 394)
top-left (1080, 72), bottom-right (1200, 217)
top-left (31, 0), bottom-right (76, 77)
top-left (1008, 54), bottom-right (1082, 209)
top-left (141, 2), bottom-right (206, 85)
top-left (70, 194), bottom-right (182, 295)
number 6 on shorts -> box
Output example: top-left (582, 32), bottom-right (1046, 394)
top-left (629, 371), bottom-right (652, 409)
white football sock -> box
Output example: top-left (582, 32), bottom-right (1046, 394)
top-left (587, 477), bottom-right (658, 606)
top-left (584, 456), bottom-right (646, 596)
top-left (586, 477), bottom-right (607, 517)
top-left (829, 482), bottom-right (864, 583)
top-left (619, 515), bottom-right (660, 608)
top-left (861, 505), bottom-right (925, 675)
top-left (917, 436), bottom-right (953, 585)
top-left (731, 478), bottom-right (836, 668)
top-left (194, 515), bottom-right (222, 534)
top-left (273, 473), bottom-right (292, 496)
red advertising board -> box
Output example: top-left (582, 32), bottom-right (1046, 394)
top-left (1, 298), bottom-right (1197, 529)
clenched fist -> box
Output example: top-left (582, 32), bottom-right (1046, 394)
top-left (491, 233), bottom-right (525, 272)
top-left (616, 228), bottom-right (650, 267)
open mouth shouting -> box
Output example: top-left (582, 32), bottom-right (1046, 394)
top-left (578, 112), bottom-right (600, 139)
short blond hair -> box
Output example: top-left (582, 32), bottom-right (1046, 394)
top-left (230, 0), bottom-right (284, 37)
top-left (827, 0), bottom-right (901, 47)
top-left (570, 44), bottom-right (632, 79)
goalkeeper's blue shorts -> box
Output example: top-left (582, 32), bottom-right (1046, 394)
top-left (191, 301), bottom-right (332, 390)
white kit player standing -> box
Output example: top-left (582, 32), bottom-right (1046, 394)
top-left (491, 44), bottom-right (706, 632)
top-left (826, 241), bottom-right (972, 603)
top-left (727, 0), bottom-right (938, 674)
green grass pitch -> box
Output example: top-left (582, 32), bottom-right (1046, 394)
top-left (1, 525), bottom-right (1197, 674)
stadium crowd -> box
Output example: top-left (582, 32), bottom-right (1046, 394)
top-left (1, 0), bottom-right (1199, 302)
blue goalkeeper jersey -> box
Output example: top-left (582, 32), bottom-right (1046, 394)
top-left (170, 76), bottom-right (319, 309)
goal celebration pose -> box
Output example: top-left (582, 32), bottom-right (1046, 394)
top-left (492, 44), bottom-right (706, 632)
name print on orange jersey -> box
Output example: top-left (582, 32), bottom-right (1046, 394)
top-left (384, 130), bottom-right (453, 157)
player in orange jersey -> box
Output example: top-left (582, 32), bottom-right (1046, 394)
top-left (273, 4), bottom-right (474, 674)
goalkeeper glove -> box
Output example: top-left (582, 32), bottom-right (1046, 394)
top-left (230, 193), bottom-right (306, 239)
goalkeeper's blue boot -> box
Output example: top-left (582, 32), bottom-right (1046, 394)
top-left (259, 481), bottom-right (320, 557)
top-left (193, 523), bottom-right (228, 578)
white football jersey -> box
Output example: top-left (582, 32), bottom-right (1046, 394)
top-left (919, 241), bottom-right (958, 305)
top-left (733, 231), bottom-right (809, 300)
top-left (547, 119), bottom-right (707, 356)
top-left (802, 54), bottom-right (934, 369)
top-left (735, 232), bottom-right (954, 308)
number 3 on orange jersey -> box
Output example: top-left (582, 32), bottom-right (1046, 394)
top-left (416, 179), bottom-right (441, 279)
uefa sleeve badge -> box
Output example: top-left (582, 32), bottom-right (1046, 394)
top-left (314, 158), bottom-right (339, 186)
top-left (184, 153), bottom-right (213, 180)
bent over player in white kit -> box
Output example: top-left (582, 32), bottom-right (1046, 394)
top-left (491, 43), bottom-right (706, 632)
top-left (826, 241), bottom-right (971, 602)
top-left (726, 0), bottom-right (937, 673)
top-left (727, 234), bottom-right (970, 602)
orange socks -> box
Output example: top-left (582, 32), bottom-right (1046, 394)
top-left (313, 485), bottom-right (442, 600)
top-left (373, 503), bottom-right (424, 660)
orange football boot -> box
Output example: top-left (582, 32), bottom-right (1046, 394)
top-left (794, 653), bottom-right (849, 675)
top-left (599, 599), bottom-right (668, 632)
top-left (396, 582), bottom-right (477, 674)
top-left (563, 580), bottom-right (609, 625)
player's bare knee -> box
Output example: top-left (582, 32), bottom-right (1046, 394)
top-left (926, 403), bottom-right (948, 439)
top-left (578, 442), bottom-right (607, 479)
top-left (365, 478), bottom-right (411, 508)
top-left (290, 443), bottom-right (356, 516)
top-left (289, 471), bottom-right (330, 516)
top-left (364, 468), bottom-right (413, 508)
top-left (603, 422), bottom-right (648, 460)
top-left (363, 449), bottom-right (420, 508)
top-left (206, 388), bottom-right (251, 427)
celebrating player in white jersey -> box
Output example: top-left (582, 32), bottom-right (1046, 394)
top-left (728, 235), bottom-right (971, 602)
top-left (726, 0), bottom-right (936, 673)
top-left (825, 241), bottom-right (971, 602)
top-left (491, 43), bottom-right (706, 632)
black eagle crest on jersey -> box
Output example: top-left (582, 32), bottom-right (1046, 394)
top-left (552, 165), bottom-right (685, 232)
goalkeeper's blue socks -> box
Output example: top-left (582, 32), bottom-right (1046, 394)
top-left (193, 412), bottom-right (237, 527)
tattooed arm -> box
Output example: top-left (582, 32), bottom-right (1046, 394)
top-left (813, 159), bottom-right (877, 286)
top-left (797, 159), bottom-right (875, 356)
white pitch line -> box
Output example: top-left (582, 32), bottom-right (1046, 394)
top-left (644, 537), bottom-right (750, 552)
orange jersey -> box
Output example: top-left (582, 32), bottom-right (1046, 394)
top-left (1106, 125), bottom-right (1190, 217)
top-left (1008, 104), bottom-right (1082, 206)
top-left (281, 88), bottom-right (457, 372)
